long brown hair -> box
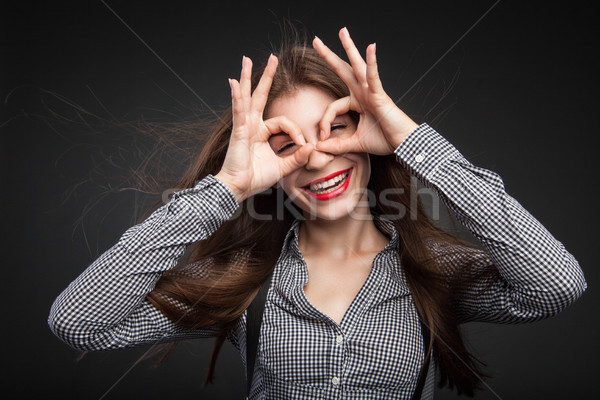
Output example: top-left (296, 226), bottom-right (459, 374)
top-left (147, 24), bottom-right (497, 396)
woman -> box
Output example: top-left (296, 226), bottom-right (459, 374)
top-left (48, 27), bottom-right (587, 399)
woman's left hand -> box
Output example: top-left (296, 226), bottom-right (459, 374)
top-left (313, 27), bottom-right (419, 156)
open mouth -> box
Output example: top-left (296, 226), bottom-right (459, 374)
top-left (303, 168), bottom-right (352, 200)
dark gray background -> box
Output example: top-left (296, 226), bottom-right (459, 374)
top-left (1, 1), bottom-right (598, 399)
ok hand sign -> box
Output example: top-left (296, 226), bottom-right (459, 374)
top-left (314, 28), bottom-right (419, 156)
top-left (216, 55), bottom-right (314, 202)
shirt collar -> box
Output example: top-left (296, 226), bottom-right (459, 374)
top-left (274, 212), bottom-right (410, 316)
top-left (282, 212), bottom-right (400, 258)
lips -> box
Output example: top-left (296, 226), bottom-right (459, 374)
top-left (303, 167), bottom-right (353, 201)
top-left (303, 168), bottom-right (351, 188)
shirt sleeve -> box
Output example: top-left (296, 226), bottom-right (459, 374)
top-left (394, 123), bottom-right (587, 323)
top-left (48, 174), bottom-right (240, 350)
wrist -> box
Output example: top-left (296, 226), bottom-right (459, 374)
top-left (379, 102), bottom-right (419, 151)
top-left (214, 171), bottom-right (247, 203)
top-left (388, 120), bottom-right (419, 151)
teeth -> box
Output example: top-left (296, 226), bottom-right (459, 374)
top-left (308, 170), bottom-right (349, 194)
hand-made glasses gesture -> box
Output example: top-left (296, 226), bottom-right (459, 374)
top-left (216, 55), bottom-right (313, 202)
top-left (216, 27), bottom-right (419, 202)
top-left (314, 27), bottom-right (418, 157)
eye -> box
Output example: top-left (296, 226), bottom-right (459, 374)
top-left (269, 132), bottom-right (298, 156)
top-left (277, 142), bottom-right (298, 154)
top-left (330, 123), bottom-right (353, 139)
top-left (331, 124), bottom-right (347, 131)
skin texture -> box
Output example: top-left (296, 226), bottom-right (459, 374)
top-left (215, 27), bottom-right (419, 202)
top-left (215, 55), bottom-right (313, 202)
top-left (267, 86), bottom-right (372, 222)
top-left (215, 27), bottom-right (421, 323)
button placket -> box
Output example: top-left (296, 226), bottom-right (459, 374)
top-left (329, 327), bottom-right (345, 390)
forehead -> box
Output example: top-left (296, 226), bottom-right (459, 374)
top-left (267, 86), bottom-right (337, 126)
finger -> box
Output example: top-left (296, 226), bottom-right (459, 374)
top-left (339, 27), bottom-right (367, 84)
top-left (279, 143), bottom-right (313, 176)
top-left (315, 136), bottom-right (360, 155)
top-left (319, 96), bottom-right (352, 141)
top-left (251, 54), bottom-right (278, 114)
top-left (263, 116), bottom-right (306, 146)
top-left (312, 36), bottom-right (360, 92)
top-left (229, 78), bottom-right (245, 135)
top-left (240, 56), bottom-right (253, 110)
top-left (366, 43), bottom-right (384, 94)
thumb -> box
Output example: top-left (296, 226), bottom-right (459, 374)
top-left (315, 137), bottom-right (357, 155)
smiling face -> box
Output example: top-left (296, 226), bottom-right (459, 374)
top-left (267, 85), bottom-right (371, 221)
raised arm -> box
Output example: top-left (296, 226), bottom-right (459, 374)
top-left (49, 52), bottom-right (314, 351)
top-left (395, 124), bottom-right (587, 322)
top-left (312, 27), bottom-right (586, 322)
top-left (48, 175), bottom-right (240, 350)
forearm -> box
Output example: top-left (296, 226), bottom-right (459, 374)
top-left (48, 175), bottom-right (239, 350)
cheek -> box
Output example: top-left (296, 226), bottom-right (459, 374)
top-left (354, 153), bottom-right (371, 184)
top-left (279, 173), bottom-right (298, 194)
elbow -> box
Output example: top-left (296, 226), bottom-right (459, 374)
top-left (509, 258), bottom-right (587, 321)
top-left (533, 259), bottom-right (587, 318)
top-left (549, 269), bottom-right (587, 313)
top-left (48, 300), bottom-right (100, 352)
top-left (48, 300), bottom-right (141, 352)
top-left (553, 254), bottom-right (587, 308)
top-left (48, 307), bottom-right (87, 351)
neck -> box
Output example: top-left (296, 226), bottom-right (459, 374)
top-left (297, 211), bottom-right (388, 259)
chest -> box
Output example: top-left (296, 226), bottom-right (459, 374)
top-left (302, 255), bottom-right (375, 325)
top-left (259, 286), bottom-right (424, 395)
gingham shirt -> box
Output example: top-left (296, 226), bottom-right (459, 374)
top-left (48, 124), bottom-right (587, 399)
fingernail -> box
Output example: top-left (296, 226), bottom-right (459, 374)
top-left (300, 136), bottom-right (306, 145)
top-left (320, 130), bottom-right (325, 141)
top-left (242, 55), bottom-right (246, 66)
top-left (343, 27), bottom-right (349, 36)
top-left (314, 35), bottom-right (322, 44)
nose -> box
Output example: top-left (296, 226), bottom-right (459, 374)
top-left (304, 147), bottom-right (335, 171)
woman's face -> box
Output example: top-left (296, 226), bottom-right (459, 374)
top-left (267, 85), bottom-right (371, 221)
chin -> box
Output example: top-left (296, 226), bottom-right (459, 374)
top-left (292, 190), bottom-right (371, 222)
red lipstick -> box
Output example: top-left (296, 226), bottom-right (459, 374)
top-left (303, 168), bottom-right (353, 201)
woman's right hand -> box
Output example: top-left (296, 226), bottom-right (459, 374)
top-left (215, 54), bottom-right (313, 202)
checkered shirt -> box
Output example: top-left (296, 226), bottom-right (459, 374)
top-left (48, 124), bottom-right (587, 399)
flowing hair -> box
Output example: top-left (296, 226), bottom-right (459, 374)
top-left (146, 24), bottom-right (498, 396)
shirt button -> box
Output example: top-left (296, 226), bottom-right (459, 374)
top-left (331, 376), bottom-right (340, 385)
top-left (335, 335), bottom-right (343, 344)
top-left (415, 152), bottom-right (425, 163)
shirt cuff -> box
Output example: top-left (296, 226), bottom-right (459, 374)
top-left (393, 123), bottom-right (463, 184)
top-left (171, 174), bottom-right (240, 230)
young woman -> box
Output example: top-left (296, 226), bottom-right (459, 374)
top-left (48, 27), bottom-right (587, 399)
